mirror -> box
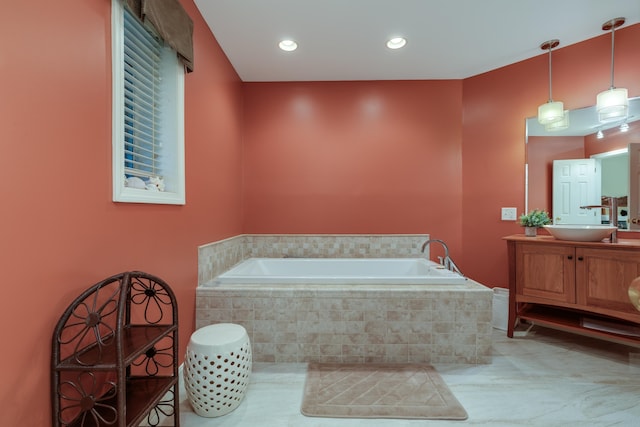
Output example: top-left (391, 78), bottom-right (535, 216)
top-left (526, 97), bottom-right (640, 231)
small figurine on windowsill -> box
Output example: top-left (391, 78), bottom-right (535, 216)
top-left (146, 176), bottom-right (165, 192)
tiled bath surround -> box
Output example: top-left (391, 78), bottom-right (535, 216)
top-left (196, 235), bottom-right (493, 364)
top-left (197, 285), bottom-right (492, 364)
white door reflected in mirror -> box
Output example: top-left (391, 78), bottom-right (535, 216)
top-left (552, 159), bottom-right (601, 224)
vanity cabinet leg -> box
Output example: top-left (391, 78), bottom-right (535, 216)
top-left (506, 240), bottom-right (517, 338)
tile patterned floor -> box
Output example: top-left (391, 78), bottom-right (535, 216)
top-left (174, 326), bottom-right (640, 426)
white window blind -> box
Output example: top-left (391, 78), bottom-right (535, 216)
top-left (123, 10), bottom-right (162, 180)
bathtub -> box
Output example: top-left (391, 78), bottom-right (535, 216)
top-left (212, 257), bottom-right (467, 285)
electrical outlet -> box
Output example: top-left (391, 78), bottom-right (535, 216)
top-left (501, 207), bottom-right (518, 221)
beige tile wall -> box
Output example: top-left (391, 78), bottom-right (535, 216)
top-left (197, 235), bottom-right (246, 286)
top-left (244, 234), bottom-right (429, 258)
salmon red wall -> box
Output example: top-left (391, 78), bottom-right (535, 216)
top-left (0, 0), bottom-right (243, 425)
top-left (243, 80), bottom-right (464, 259)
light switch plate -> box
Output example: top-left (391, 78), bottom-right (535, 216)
top-left (501, 207), bottom-right (518, 221)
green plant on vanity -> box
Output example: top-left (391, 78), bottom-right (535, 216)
top-left (519, 209), bottom-right (551, 236)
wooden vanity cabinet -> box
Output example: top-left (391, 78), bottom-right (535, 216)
top-left (505, 235), bottom-right (640, 347)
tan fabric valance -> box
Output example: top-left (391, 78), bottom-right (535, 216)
top-left (124, 0), bottom-right (194, 73)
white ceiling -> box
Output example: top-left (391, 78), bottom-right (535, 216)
top-left (194, 0), bottom-right (640, 82)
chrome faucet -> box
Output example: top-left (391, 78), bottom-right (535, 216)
top-left (421, 239), bottom-right (463, 275)
top-left (580, 196), bottom-right (619, 243)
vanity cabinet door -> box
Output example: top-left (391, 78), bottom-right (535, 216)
top-left (576, 247), bottom-right (640, 318)
top-left (516, 243), bottom-right (576, 303)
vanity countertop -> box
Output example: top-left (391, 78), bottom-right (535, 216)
top-left (503, 234), bottom-right (640, 249)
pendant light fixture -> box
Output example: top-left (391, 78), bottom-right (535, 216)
top-left (596, 17), bottom-right (628, 123)
top-left (537, 39), bottom-right (565, 125)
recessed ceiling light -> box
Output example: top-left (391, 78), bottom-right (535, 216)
top-left (386, 37), bottom-right (407, 50)
top-left (279, 39), bottom-right (298, 52)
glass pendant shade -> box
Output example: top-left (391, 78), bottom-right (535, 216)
top-left (544, 110), bottom-right (569, 131)
top-left (597, 18), bottom-right (627, 124)
top-left (538, 101), bottom-right (564, 125)
top-left (537, 40), bottom-right (563, 126)
top-left (596, 87), bottom-right (628, 123)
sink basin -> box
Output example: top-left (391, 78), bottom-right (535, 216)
top-left (543, 225), bottom-right (617, 242)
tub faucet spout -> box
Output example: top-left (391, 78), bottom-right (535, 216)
top-left (421, 239), bottom-right (449, 259)
top-left (579, 196), bottom-right (619, 243)
top-left (421, 239), bottom-right (463, 275)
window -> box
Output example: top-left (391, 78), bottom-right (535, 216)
top-left (112, 0), bottom-right (185, 204)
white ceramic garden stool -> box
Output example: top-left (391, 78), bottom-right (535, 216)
top-left (183, 323), bottom-right (252, 417)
